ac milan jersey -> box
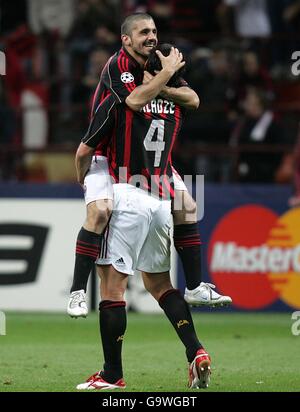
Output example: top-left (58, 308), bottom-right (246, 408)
top-left (82, 47), bottom-right (143, 154)
top-left (107, 99), bottom-right (184, 199)
top-left (82, 47), bottom-right (186, 199)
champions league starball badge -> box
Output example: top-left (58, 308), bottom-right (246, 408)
top-left (121, 72), bottom-right (134, 83)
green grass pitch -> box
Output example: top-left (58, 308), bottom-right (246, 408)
top-left (0, 312), bottom-right (299, 392)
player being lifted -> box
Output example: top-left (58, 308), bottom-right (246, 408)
top-left (76, 40), bottom-right (211, 391)
top-left (67, 13), bottom-right (232, 318)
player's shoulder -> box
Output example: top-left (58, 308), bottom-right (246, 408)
top-left (103, 51), bottom-right (118, 72)
top-left (109, 48), bottom-right (139, 73)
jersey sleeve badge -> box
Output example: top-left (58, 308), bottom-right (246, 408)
top-left (121, 72), bottom-right (135, 83)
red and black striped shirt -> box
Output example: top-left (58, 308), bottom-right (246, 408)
top-left (82, 47), bottom-right (142, 154)
top-left (82, 47), bottom-right (185, 199)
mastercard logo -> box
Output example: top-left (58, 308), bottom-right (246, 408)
top-left (208, 205), bottom-right (300, 309)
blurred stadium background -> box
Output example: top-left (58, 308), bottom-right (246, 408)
top-left (1, 0), bottom-right (300, 392)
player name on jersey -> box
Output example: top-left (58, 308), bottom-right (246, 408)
top-left (142, 98), bottom-right (175, 114)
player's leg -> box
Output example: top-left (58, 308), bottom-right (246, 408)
top-left (142, 270), bottom-right (211, 389)
top-left (70, 198), bottom-right (113, 292)
top-left (172, 168), bottom-right (232, 307)
top-left (172, 186), bottom-right (202, 291)
top-left (138, 200), bottom-right (211, 388)
top-left (68, 156), bottom-right (113, 318)
top-left (76, 264), bottom-right (128, 390)
top-left (77, 184), bottom-right (150, 390)
top-left (98, 265), bottom-right (128, 384)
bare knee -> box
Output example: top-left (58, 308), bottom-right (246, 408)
top-left (149, 284), bottom-right (174, 302)
top-left (97, 265), bottom-right (128, 301)
top-left (85, 200), bottom-right (113, 233)
top-left (143, 276), bottom-right (173, 302)
top-left (101, 286), bottom-right (126, 301)
top-left (172, 191), bottom-right (197, 225)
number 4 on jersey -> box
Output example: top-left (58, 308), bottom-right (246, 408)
top-left (143, 119), bottom-right (165, 167)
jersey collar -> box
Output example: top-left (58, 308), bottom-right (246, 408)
top-left (122, 47), bottom-right (142, 69)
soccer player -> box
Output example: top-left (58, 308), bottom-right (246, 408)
top-left (76, 41), bottom-right (211, 391)
top-left (67, 13), bottom-right (232, 317)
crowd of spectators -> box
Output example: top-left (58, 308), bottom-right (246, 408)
top-left (1, 0), bottom-right (300, 185)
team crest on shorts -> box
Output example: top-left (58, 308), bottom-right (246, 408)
top-left (121, 72), bottom-right (134, 83)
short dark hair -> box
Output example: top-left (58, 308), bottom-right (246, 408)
top-left (145, 43), bottom-right (185, 87)
top-left (121, 13), bottom-right (154, 36)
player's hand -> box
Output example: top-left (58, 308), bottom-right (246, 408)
top-left (156, 47), bottom-right (185, 76)
top-left (143, 70), bottom-right (154, 84)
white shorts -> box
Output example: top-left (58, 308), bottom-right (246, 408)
top-left (84, 156), bottom-right (114, 204)
top-left (96, 184), bottom-right (172, 275)
top-left (172, 166), bottom-right (188, 191)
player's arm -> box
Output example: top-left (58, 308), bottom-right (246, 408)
top-left (125, 69), bottom-right (175, 111)
top-left (159, 86), bottom-right (200, 110)
top-left (126, 47), bottom-right (185, 111)
top-left (75, 143), bottom-right (94, 185)
top-left (143, 71), bottom-right (199, 110)
top-left (75, 94), bottom-right (116, 185)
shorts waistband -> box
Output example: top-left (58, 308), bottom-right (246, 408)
top-left (93, 155), bottom-right (108, 162)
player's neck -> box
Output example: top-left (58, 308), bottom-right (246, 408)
top-left (123, 46), bottom-right (146, 67)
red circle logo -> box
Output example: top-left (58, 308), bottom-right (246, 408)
top-left (208, 205), bottom-right (300, 309)
top-left (208, 205), bottom-right (280, 309)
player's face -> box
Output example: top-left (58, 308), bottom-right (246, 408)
top-left (126, 19), bottom-right (158, 62)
